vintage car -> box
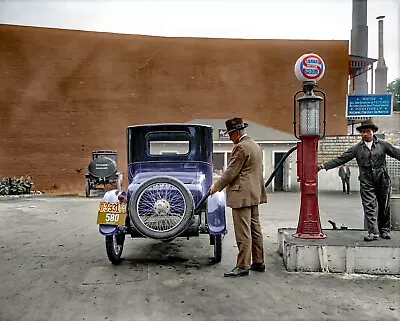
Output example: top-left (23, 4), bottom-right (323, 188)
top-left (96, 124), bottom-right (226, 264)
top-left (85, 150), bottom-right (121, 197)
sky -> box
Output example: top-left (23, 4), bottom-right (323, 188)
top-left (0, 0), bottom-right (399, 85)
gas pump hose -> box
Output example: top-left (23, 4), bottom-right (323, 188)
top-left (194, 145), bottom-right (297, 212)
top-left (264, 146), bottom-right (297, 189)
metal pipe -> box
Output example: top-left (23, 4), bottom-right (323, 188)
top-left (371, 63), bottom-right (374, 94)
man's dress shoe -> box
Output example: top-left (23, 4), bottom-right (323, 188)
top-left (224, 267), bottom-right (249, 277)
top-left (250, 262), bottom-right (266, 272)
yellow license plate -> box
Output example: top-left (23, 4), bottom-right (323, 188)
top-left (99, 202), bottom-right (126, 214)
top-left (97, 202), bottom-right (127, 225)
top-left (95, 185), bottom-right (104, 189)
top-left (97, 211), bottom-right (127, 225)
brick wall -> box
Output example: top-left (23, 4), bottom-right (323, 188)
top-left (318, 135), bottom-right (361, 163)
top-left (0, 24), bottom-right (349, 194)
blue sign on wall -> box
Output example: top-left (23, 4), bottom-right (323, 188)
top-left (346, 94), bottom-right (393, 117)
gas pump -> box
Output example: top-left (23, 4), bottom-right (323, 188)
top-left (293, 53), bottom-right (327, 239)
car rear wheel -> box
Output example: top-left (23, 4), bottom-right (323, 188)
top-left (129, 176), bottom-right (194, 240)
top-left (105, 233), bottom-right (125, 265)
top-left (210, 234), bottom-right (222, 263)
top-left (85, 180), bottom-right (90, 197)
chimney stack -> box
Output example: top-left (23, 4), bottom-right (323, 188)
top-left (375, 16), bottom-right (388, 94)
top-left (350, 0), bottom-right (369, 94)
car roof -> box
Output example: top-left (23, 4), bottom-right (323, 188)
top-left (127, 123), bottom-right (213, 129)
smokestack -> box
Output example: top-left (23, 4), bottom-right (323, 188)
top-left (350, 0), bottom-right (369, 94)
top-left (375, 16), bottom-right (388, 94)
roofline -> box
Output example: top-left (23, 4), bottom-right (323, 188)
top-left (127, 123), bottom-right (213, 129)
top-left (0, 24), bottom-right (350, 42)
top-left (349, 54), bottom-right (378, 63)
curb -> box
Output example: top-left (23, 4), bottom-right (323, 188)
top-left (0, 191), bottom-right (43, 199)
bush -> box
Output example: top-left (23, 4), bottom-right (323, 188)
top-left (0, 176), bottom-right (32, 195)
top-left (0, 179), bottom-right (10, 195)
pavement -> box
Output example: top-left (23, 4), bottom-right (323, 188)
top-left (280, 229), bottom-right (400, 247)
top-left (0, 191), bottom-right (399, 321)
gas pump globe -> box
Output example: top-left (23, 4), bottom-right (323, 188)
top-left (293, 54), bottom-right (327, 239)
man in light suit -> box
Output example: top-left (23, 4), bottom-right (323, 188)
top-left (210, 117), bottom-right (267, 277)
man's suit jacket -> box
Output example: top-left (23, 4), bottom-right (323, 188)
top-left (338, 165), bottom-right (350, 180)
top-left (214, 136), bottom-right (267, 209)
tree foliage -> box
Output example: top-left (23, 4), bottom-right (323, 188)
top-left (387, 78), bottom-right (400, 112)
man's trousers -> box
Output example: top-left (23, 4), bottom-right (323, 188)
top-left (232, 205), bottom-right (264, 270)
top-left (341, 177), bottom-right (350, 194)
top-left (360, 171), bottom-right (391, 235)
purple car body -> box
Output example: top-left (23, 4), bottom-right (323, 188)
top-left (99, 124), bottom-right (226, 238)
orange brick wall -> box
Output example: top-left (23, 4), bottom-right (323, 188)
top-left (0, 24), bottom-right (349, 194)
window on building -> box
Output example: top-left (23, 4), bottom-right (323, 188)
top-left (212, 152), bottom-right (224, 175)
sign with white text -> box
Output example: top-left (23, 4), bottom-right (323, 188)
top-left (346, 94), bottom-right (393, 117)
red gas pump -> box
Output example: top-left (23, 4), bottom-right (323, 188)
top-left (293, 54), bottom-right (327, 239)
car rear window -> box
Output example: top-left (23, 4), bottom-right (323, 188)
top-left (146, 131), bottom-right (190, 156)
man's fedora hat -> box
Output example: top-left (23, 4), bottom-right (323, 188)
top-left (224, 117), bottom-right (249, 134)
top-left (356, 119), bottom-right (379, 132)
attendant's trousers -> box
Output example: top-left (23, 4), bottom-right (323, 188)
top-left (232, 205), bottom-right (264, 270)
top-left (360, 170), bottom-right (391, 235)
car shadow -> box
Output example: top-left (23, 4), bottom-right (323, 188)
top-left (120, 237), bottom-right (216, 269)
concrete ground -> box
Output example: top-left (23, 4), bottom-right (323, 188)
top-left (0, 191), bottom-right (399, 321)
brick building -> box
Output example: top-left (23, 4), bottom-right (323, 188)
top-left (0, 24), bottom-right (349, 194)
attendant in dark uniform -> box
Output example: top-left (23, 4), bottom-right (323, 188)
top-left (210, 117), bottom-right (267, 277)
top-left (318, 120), bottom-right (400, 241)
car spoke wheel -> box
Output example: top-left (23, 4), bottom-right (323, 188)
top-left (130, 176), bottom-right (194, 240)
top-left (105, 233), bottom-right (125, 265)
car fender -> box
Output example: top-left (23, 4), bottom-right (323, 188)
top-left (207, 191), bottom-right (226, 235)
top-left (99, 224), bottom-right (118, 236)
top-left (103, 189), bottom-right (126, 202)
top-left (127, 183), bottom-right (140, 202)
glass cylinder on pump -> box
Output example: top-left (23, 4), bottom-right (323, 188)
top-left (298, 94), bottom-right (322, 136)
